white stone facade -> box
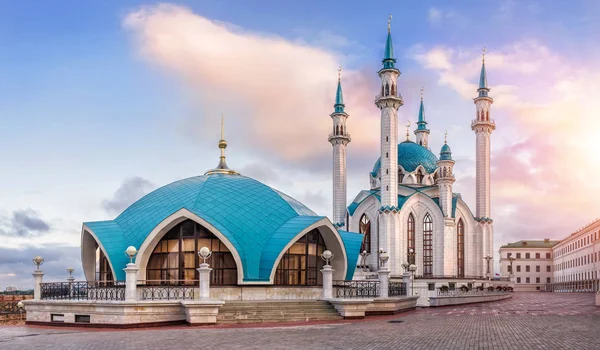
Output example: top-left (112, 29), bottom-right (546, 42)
top-left (498, 243), bottom-right (554, 292)
top-left (552, 219), bottom-right (600, 287)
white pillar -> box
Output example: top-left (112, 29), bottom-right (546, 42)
top-left (67, 276), bottom-right (75, 298)
top-left (321, 264), bottom-right (334, 299)
top-left (32, 270), bottom-right (44, 300)
top-left (198, 263), bottom-right (212, 299)
top-left (124, 263), bottom-right (139, 301)
top-left (402, 271), bottom-right (411, 295)
top-left (379, 268), bottom-right (390, 298)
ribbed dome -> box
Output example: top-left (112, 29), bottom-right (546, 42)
top-left (440, 143), bottom-right (452, 160)
top-left (371, 141), bottom-right (439, 176)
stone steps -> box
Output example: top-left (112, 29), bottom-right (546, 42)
top-left (217, 300), bottom-right (342, 324)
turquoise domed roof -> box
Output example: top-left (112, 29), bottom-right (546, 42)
top-left (85, 174), bottom-right (361, 281)
top-left (440, 143), bottom-right (452, 160)
top-left (371, 141), bottom-right (439, 176)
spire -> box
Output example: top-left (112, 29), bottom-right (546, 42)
top-left (205, 115), bottom-right (240, 175)
top-left (478, 47), bottom-right (489, 97)
top-left (334, 66), bottom-right (345, 113)
top-left (417, 87), bottom-right (427, 130)
top-left (405, 120), bottom-right (411, 141)
top-left (382, 14), bottom-right (396, 69)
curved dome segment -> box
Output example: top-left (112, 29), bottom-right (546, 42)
top-left (372, 140), bottom-right (439, 176)
top-left (83, 174), bottom-right (358, 283)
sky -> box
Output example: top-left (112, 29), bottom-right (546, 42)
top-left (1, 0), bottom-right (599, 289)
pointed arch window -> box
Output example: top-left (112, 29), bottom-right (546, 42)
top-left (416, 169), bottom-right (424, 184)
top-left (398, 170), bottom-right (404, 183)
top-left (407, 213), bottom-right (415, 264)
top-left (423, 213), bottom-right (433, 276)
top-left (391, 84), bottom-right (396, 96)
top-left (457, 219), bottom-right (465, 277)
top-left (359, 214), bottom-right (371, 253)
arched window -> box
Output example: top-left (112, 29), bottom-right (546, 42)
top-left (340, 125), bottom-right (344, 135)
top-left (416, 169), bottom-right (424, 184)
top-left (457, 219), bottom-right (465, 277)
top-left (385, 83), bottom-right (389, 95)
top-left (275, 229), bottom-right (327, 286)
top-left (147, 219), bottom-right (238, 285)
top-left (336, 125), bottom-right (339, 135)
top-left (95, 244), bottom-right (113, 282)
top-left (359, 214), bottom-right (371, 253)
top-left (423, 213), bottom-right (433, 276)
top-left (407, 213), bottom-right (415, 264)
top-left (391, 84), bottom-right (396, 96)
top-left (398, 170), bottom-right (404, 183)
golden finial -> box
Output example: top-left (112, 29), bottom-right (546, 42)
top-left (218, 114), bottom-right (227, 149)
top-left (420, 86), bottom-right (424, 101)
top-left (205, 114), bottom-right (239, 175)
top-left (444, 130), bottom-right (448, 144)
top-left (220, 113), bottom-right (224, 140)
top-left (338, 65), bottom-right (342, 82)
top-left (388, 14), bottom-right (392, 33)
top-left (405, 120), bottom-right (411, 140)
top-left (482, 46), bottom-right (486, 64)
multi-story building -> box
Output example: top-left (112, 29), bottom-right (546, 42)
top-left (499, 239), bottom-right (558, 291)
top-left (550, 219), bottom-right (600, 292)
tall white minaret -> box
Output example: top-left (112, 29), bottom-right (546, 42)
top-left (471, 48), bottom-right (495, 220)
top-left (328, 67), bottom-right (351, 228)
top-left (436, 132), bottom-right (455, 217)
top-left (375, 16), bottom-right (403, 208)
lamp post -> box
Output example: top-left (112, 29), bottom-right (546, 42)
top-left (17, 301), bottom-right (24, 324)
top-left (407, 248), bottom-right (416, 266)
top-left (124, 246), bottom-right (139, 301)
top-left (484, 255), bottom-right (493, 280)
top-left (32, 256), bottom-right (44, 300)
top-left (321, 250), bottom-right (334, 299)
top-left (359, 250), bottom-right (370, 272)
top-left (198, 247), bottom-right (213, 299)
top-left (409, 264), bottom-right (417, 296)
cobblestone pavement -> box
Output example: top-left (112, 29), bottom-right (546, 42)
top-left (1, 293), bottom-right (599, 350)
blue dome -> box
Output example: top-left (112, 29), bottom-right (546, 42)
top-left (371, 141), bottom-right (439, 176)
top-left (440, 143), bottom-right (452, 160)
top-left (84, 174), bottom-right (361, 282)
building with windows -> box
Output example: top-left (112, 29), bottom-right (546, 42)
top-left (498, 240), bottom-right (557, 291)
top-left (340, 24), bottom-right (495, 280)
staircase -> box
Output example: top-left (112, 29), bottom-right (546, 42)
top-left (216, 300), bottom-right (342, 324)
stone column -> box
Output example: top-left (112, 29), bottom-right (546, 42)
top-left (67, 275), bottom-right (75, 298)
top-left (402, 272), bottom-right (411, 296)
top-left (124, 263), bottom-right (139, 302)
top-left (321, 264), bottom-right (334, 299)
top-left (32, 270), bottom-right (44, 300)
top-left (198, 263), bottom-right (212, 299)
top-left (379, 268), bottom-right (390, 298)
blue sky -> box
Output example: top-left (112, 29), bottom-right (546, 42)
top-left (1, 0), bottom-right (599, 288)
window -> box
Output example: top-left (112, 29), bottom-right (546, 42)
top-left (428, 283), bottom-right (435, 291)
top-left (536, 253), bottom-right (540, 259)
top-left (507, 252), bottom-right (512, 258)
top-left (147, 220), bottom-right (238, 285)
top-left (95, 244), bottom-right (114, 282)
top-left (517, 277), bottom-right (521, 283)
top-left (508, 265), bottom-right (512, 273)
top-left (398, 170), bottom-right (404, 183)
top-left (416, 169), bottom-right (424, 184)
top-left (546, 253), bottom-right (551, 259)
top-left (423, 214), bottom-right (433, 276)
top-left (359, 214), bottom-right (371, 253)
top-left (407, 213), bottom-right (415, 264)
top-left (526, 266), bottom-right (530, 272)
top-left (546, 266), bottom-right (551, 272)
top-left (526, 253), bottom-right (531, 259)
top-left (536, 266), bottom-right (540, 272)
top-left (516, 253), bottom-right (521, 259)
top-left (546, 277), bottom-right (551, 283)
top-left (457, 219), bottom-right (465, 277)
top-left (517, 265), bottom-right (521, 272)
top-left (536, 277), bottom-right (540, 283)
top-left (449, 282), bottom-right (455, 291)
top-left (275, 229), bottom-right (328, 286)
top-left (526, 277), bottom-right (530, 283)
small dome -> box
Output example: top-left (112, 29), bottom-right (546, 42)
top-left (440, 143), bottom-right (452, 161)
top-left (371, 140), bottom-right (439, 176)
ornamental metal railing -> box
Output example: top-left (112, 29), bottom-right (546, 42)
top-left (40, 281), bottom-right (125, 301)
top-left (137, 280), bottom-right (197, 300)
top-left (414, 275), bottom-right (509, 280)
top-left (0, 301), bottom-right (23, 314)
top-left (436, 289), bottom-right (511, 297)
top-left (333, 280), bottom-right (380, 298)
top-left (388, 282), bottom-right (407, 297)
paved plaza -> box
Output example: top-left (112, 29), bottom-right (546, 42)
top-left (1, 293), bottom-right (600, 350)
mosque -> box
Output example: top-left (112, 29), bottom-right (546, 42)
top-left (80, 21), bottom-right (495, 291)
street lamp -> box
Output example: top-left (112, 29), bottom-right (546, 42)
top-left (507, 256), bottom-right (516, 276)
top-left (401, 261), bottom-right (409, 272)
top-left (32, 256), bottom-right (44, 271)
top-left (379, 251), bottom-right (389, 268)
top-left (407, 248), bottom-right (416, 265)
top-left (484, 255), bottom-right (493, 279)
top-left (409, 264), bottom-right (417, 295)
top-left (198, 247), bottom-right (212, 265)
top-left (321, 250), bottom-right (334, 266)
top-left (67, 268), bottom-right (74, 278)
top-left (359, 250), bottom-right (370, 272)
top-left (125, 246), bottom-right (137, 264)
top-left (17, 301), bottom-right (24, 324)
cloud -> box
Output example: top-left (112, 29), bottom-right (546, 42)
top-left (102, 177), bottom-right (155, 215)
top-left (427, 7), bottom-right (469, 28)
top-left (0, 209), bottom-right (50, 237)
top-left (428, 7), bottom-right (443, 24)
top-left (122, 4), bottom-right (382, 171)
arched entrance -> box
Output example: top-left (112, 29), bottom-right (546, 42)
top-left (274, 229), bottom-right (328, 286)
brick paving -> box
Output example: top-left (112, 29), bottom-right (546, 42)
top-left (1, 293), bottom-right (599, 350)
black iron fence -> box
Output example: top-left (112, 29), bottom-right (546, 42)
top-left (137, 281), bottom-right (196, 300)
top-left (334, 280), bottom-right (380, 298)
top-left (40, 281), bottom-right (125, 301)
top-left (545, 280), bottom-right (600, 293)
top-left (388, 282), bottom-right (407, 296)
top-left (415, 275), bottom-right (510, 281)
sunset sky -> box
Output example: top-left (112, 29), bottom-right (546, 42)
top-left (1, 0), bottom-right (599, 288)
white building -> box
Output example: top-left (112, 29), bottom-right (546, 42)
top-left (335, 22), bottom-right (495, 279)
top-left (498, 240), bottom-right (557, 291)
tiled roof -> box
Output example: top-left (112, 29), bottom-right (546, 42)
top-left (500, 240), bottom-right (559, 249)
top-left (371, 141), bottom-right (439, 177)
top-left (85, 174), bottom-right (357, 281)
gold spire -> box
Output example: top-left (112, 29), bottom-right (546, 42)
top-left (405, 120), bottom-right (411, 141)
top-left (388, 14), bottom-right (392, 33)
top-left (482, 46), bottom-right (486, 64)
top-left (205, 114), bottom-right (239, 175)
top-left (444, 130), bottom-right (448, 144)
top-left (338, 65), bottom-right (342, 82)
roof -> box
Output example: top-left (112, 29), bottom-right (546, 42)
top-left (382, 32), bottom-right (396, 69)
top-left (333, 79), bottom-right (345, 114)
top-left (478, 62), bottom-right (489, 97)
top-left (371, 141), bottom-right (439, 177)
top-left (500, 240), bottom-right (559, 249)
top-left (416, 99), bottom-right (428, 130)
top-left (440, 143), bottom-right (452, 160)
top-left (85, 174), bottom-right (356, 281)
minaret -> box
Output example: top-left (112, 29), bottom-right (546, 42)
top-left (328, 67), bottom-right (351, 228)
top-left (471, 48), bottom-right (495, 219)
top-left (436, 132), bottom-right (455, 217)
top-left (414, 87), bottom-right (430, 148)
top-left (205, 115), bottom-right (240, 175)
top-left (375, 15), bottom-right (403, 208)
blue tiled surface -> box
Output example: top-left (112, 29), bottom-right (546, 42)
top-left (348, 190), bottom-right (412, 216)
top-left (431, 195), bottom-right (459, 218)
top-left (371, 141), bottom-right (438, 177)
top-left (440, 143), bottom-right (452, 160)
top-left (338, 230), bottom-right (363, 280)
top-left (85, 174), bottom-right (337, 281)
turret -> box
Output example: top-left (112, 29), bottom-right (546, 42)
top-left (436, 132), bottom-right (455, 217)
top-left (414, 87), bottom-right (430, 148)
